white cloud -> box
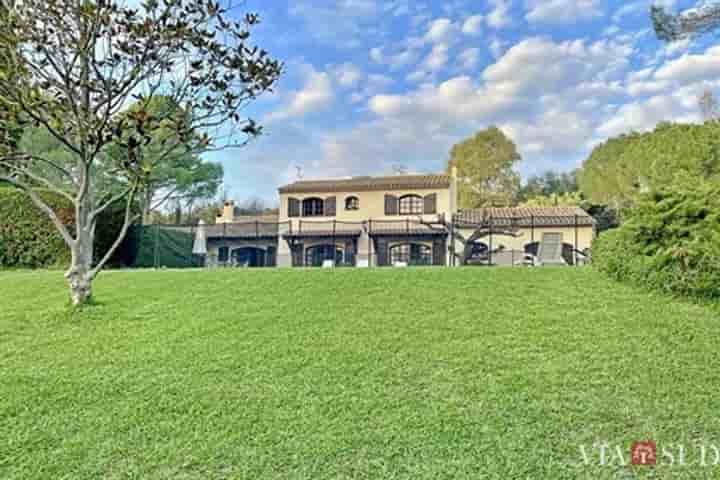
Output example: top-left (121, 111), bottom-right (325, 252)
top-left (489, 37), bottom-right (508, 58)
top-left (423, 43), bottom-right (451, 71)
top-left (525, 0), bottom-right (603, 25)
top-left (459, 48), bottom-right (482, 70)
top-left (357, 36), bottom-right (638, 168)
top-left (424, 18), bottom-right (461, 44)
top-left (369, 46), bottom-right (419, 68)
top-left (654, 45), bottom-right (720, 84)
top-left (597, 92), bottom-right (699, 137)
top-left (503, 110), bottom-right (593, 156)
top-left (462, 15), bottom-right (484, 35)
top-left (265, 65), bottom-right (335, 122)
top-left (330, 63), bottom-right (363, 88)
top-left (348, 74), bottom-right (394, 104)
top-left (611, 1), bottom-right (678, 25)
top-left (289, 0), bottom-right (380, 47)
top-left (406, 70), bottom-right (430, 83)
top-left (487, 0), bottom-right (513, 29)
top-left (482, 38), bottom-right (631, 98)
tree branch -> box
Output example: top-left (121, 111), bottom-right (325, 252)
top-left (0, 175), bottom-right (76, 247)
top-left (0, 161), bottom-right (75, 202)
top-left (90, 182), bottom-right (140, 279)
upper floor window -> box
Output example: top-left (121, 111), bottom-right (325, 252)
top-left (399, 195), bottom-right (423, 215)
top-left (302, 197), bottom-right (324, 217)
top-left (345, 196), bottom-right (360, 211)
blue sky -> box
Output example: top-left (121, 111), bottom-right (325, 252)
top-left (205, 0), bottom-right (717, 204)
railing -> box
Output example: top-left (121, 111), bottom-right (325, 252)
top-left (291, 220), bottom-right (365, 236)
top-left (205, 221), bottom-right (291, 239)
top-left (368, 219), bottom-right (447, 235)
top-left (122, 213), bottom-right (593, 269)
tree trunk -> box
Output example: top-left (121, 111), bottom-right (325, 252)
top-left (66, 225), bottom-right (95, 306)
top-left (66, 264), bottom-right (92, 306)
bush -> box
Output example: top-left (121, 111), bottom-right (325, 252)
top-left (593, 180), bottom-right (720, 300)
top-left (0, 187), bottom-right (131, 269)
top-left (0, 187), bottom-right (73, 268)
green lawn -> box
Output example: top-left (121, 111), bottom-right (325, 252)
top-left (1, 268), bottom-right (719, 479)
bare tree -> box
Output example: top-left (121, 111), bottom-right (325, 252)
top-left (652, 3), bottom-right (720, 41)
top-left (699, 89), bottom-right (720, 121)
top-left (0, 0), bottom-right (281, 305)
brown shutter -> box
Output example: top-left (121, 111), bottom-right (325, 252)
top-left (288, 197), bottom-right (300, 217)
top-left (384, 194), bottom-right (399, 215)
top-left (325, 196), bottom-right (336, 216)
top-left (424, 193), bottom-right (437, 214)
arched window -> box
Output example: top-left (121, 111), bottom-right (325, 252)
top-left (390, 243), bottom-right (432, 266)
top-left (399, 195), bottom-right (423, 215)
top-left (345, 196), bottom-right (360, 211)
top-left (302, 197), bottom-right (324, 217)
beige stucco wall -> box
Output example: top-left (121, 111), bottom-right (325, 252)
top-left (278, 187), bottom-right (454, 225)
top-left (277, 186), bottom-right (455, 267)
top-left (455, 225), bottom-right (595, 253)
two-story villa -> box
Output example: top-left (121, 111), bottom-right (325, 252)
top-left (208, 169), bottom-right (595, 268)
top-left (276, 172), bottom-right (457, 267)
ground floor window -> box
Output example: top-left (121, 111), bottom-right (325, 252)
top-left (233, 247), bottom-right (266, 267)
top-left (389, 243), bottom-right (432, 266)
top-left (305, 244), bottom-right (343, 267)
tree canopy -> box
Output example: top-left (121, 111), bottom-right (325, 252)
top-left (579, 122), bottom-right (720, 209)
top-left (0, 0), bottom-right (282, 305)
top-left (447, 127), bottom-right (521, 209)
top-left (652, 3), bottom-right (720, 41)
top-left (106, 96), bottom-right (224, 223)
top-left (518, 170), bottom-right (579, 200)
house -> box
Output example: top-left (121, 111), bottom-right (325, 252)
top-left (205, 169), bottom-right (595, 268)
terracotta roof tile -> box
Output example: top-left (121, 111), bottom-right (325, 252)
top-left (455, 207), bottom-right (594, 227)
top-left (279, 174), bottom-right (451, 194)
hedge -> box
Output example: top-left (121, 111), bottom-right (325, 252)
top-left (0, 187), bottom-right (73, 268)
top-left (593, 180), bottom-right (720, 301)
top-left (0, 187), bottom-right (130, 269)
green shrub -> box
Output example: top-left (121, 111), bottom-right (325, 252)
top-left (0, 187), bottom-right (130, 269)
top-left (0, 187), bottom-right (73, 268)
top-left (593, 180), bottom-right (720, 300)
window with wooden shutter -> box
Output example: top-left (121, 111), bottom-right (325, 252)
top-left (424, 193), bottom-right (437, 214)
top-left (288, 197), bottom-right (300, 217)
top-left (399, 195), bottom-right (423, 215)
top-left (384, 194), bottom-right (399, 215)
top-left (302, 198), bottom-right (324, 217)
top-left (325, 196), bottom-right (336, 216)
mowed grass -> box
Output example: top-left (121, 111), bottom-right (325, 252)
top-left (1, 268), bottom-right (719, 479)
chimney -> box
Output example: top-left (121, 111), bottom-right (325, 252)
top-left (221, 200), bottom-right (235, 223)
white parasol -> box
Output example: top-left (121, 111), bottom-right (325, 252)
top-left (192, 220), bottom-right (208, 255)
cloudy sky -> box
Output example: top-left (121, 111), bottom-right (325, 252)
top-left (205, 0), bottom-right (717, 203)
